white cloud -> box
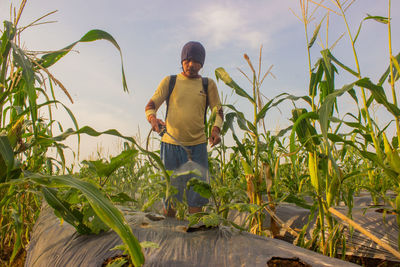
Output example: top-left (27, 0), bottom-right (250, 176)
top-left (189, 1), bottom-right (298, 51)
top-left (192, 3), bottom-right (264, 49)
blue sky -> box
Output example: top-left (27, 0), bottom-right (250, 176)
top-left (1, 0), bottom-right (399, 167)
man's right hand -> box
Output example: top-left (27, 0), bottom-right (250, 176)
top-left (148, 115), bottom-right (165, 133)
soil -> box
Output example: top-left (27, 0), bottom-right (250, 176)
top-left (0, 245), bottom-right (26, 267)
top-left (267, 256), bottom-right (312, 267)
top-left (345, 255), bottom-right (400, 267)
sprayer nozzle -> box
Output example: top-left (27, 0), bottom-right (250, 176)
top-left (159, 125), bottom-right (166, 137)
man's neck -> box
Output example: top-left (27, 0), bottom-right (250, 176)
top-left (181, 72), bottom-right (201, 79)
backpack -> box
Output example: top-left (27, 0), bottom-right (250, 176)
top-left (165, 75), bottom-right (209, 123)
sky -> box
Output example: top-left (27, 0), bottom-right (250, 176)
top-left (1, 0), bottom-right (399, 168)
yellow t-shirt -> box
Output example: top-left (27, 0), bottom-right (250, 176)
top-left (146, 74), bottom-right (223, 146)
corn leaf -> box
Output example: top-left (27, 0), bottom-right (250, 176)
top-left (9, 206), bottom-right (22, 264)
top-left (224, 104), bottom-right (251, 132)
top-left (365, 14), bottom-right (389, 24)
top-left (256, 93), bottom-right (311, 123)
top-left (10, 42), bottom-right (38, 134)
top-left (0, 135), bottom-right (14, 182)
top-left (320, 50), bottom-right (337, 101)
top-left (308, 16), bottom-right (325, 49)
top-left (215, 67), bottom-right (254, 104)
top-left (354, 15), bottom-right (388, 44)
top-left (232, 132), bottom-right (251, 166)
top-left (290, 109), bottom-right (319, 153)
top-left (309, 59), bottom-right (324, 97)
top-left (187, 178), bottom-right (213, 199)
top-left (41, 187), bottom-right (92, 234)
top-left (1, 21), bottom-right (16, 57)
top-left (356, 78), bottom-right (400, 116)
top-left (319, 82), bottom-right (356, 139)
top-left (82, 149), bottom-right (138, 178)
top-left (282, 194), bottom-right (312, 210)
top-left (323, 49), bottom-right (359, 77)
top-left (241, 158), bottom-right (253, 175)
top-left (391, 55), bottom-right (400, 82)
top-left (39, 29), bottom-right (128, 92)
top-left (221, 112), bottom-right (236, 136)
top-left (327, 133), bottom-right (399, 181)
top-left (30, 174), bottom-right (145, 266)
top-left (229, 203), bottom-right (260, 214)
top-left (378, 52), bottom-right (400, 86)
top-left (52, 125), bottom-right (168, 179)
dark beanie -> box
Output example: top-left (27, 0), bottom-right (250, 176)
top-left (181, 41), bottom-right (206, 66)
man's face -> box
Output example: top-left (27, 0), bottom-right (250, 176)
top-left (182, 59), bottom-right (202, 78)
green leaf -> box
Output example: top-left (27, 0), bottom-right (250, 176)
top-left (365, 14), bottom-right (389, 24)
top-left (41, 187), bottom-right (92, 234)
top-left (241, 158), bottom-right (253, 175)
top-left (140, 241), bottom-right (160, 249)
top-left (9, 206), bottom-right (22, 264)
top-left (0, 135), bottom-right (15, 181)
top-left (231, 132), bottom-right (251, 166)
top-left (1, 21), bottom-right (16, 56)
top-left (187, 178), bottom-right (212, 199)
top-left (82, 204), bottom-right (110, 234)
top-left (356, 78), bottom-right (400, 116)
top-left (319, 82), bottom-right (356, 139)
top-left (322, 49), bottom-right (359, 77)
top-left (320, 50), bottom-right (339, 98)
top-left (53, 125), bottom-right (169, 180)
top-left (215, 68), bottom-right (254, 103)
top-left (221, 112), bottom-right (236, 136)
top-left (309, 59), bottom-right (324, 97)
top-left (82, 149), bottom-right (138, 178)
top-left (10, 42), bottom-right (38, 133)
top-left (201, 212), bottom-right (221, 227)
top-left (391, 55), bottom-right (400, 82)
top-left (378, 52), bottom-right (400, 86)
top-left (308, 16), bottom-right (324, 49)
top-left (290, 109), bottom-right (319, 153)
top-left (256, 93), bottom-right (311, 123)
top-left (110, 192), bottom-right (136, 204)
top-left (224, 104), bottom-right (251, 132)
top-left (30, 174), bottom-right (145, 266)
top-left (229, 203), bottom-right (260, 214)
top-left (354, 14), bottom-right (388, 44)
top-left (106, 258), bottom-right (128, 267)
top-left (353, 20), bottom-right (364, 44)
top-left (282, 194), bottom-right (312, 210)
top-left (39, 29), bottom-right (128, 92)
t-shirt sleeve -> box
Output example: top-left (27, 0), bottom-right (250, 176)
top-left (145, 76), bottom-right (170, 119)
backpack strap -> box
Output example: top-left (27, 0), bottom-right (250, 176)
top-left (165, 75), bottom-right (209, 123)
top-left (165, 75), bottom-right (177, 120)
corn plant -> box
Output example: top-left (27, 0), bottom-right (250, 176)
top-left (288, 0), bottom-right (400, 258)
top-left (215, 47), bottom-right (313, 235)
top-left (79, 141), bottom-right (167, 213)
top-left (0, 3), bottom-right (147, 265)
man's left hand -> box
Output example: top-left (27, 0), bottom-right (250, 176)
top-left (209, 126), bottom-right (221, 147)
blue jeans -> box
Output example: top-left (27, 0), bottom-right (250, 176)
top-left (160, 142), bottom-right (209, 207)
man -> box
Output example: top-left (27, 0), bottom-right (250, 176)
top-left (145, 41), bottom-right (223, 216)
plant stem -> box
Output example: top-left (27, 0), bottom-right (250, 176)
top-left (338, 2), bottom-right (382, 160)
top-left (302, 0), bottom-right (315, 111)
top-left (387, 0), bottom-right (400, 144)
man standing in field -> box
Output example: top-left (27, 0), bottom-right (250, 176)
top-left (145, 41), bottom-right (223, 217)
